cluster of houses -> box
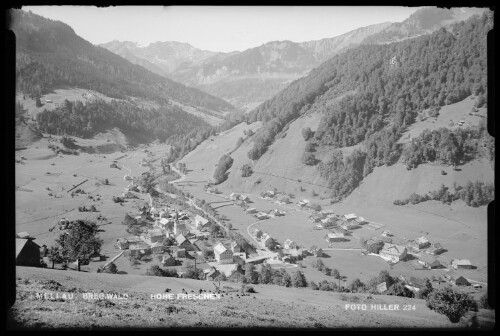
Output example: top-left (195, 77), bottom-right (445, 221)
top-left (115, 204), bottom-right (216, 268)
top-left (311, 212), bottom-right (367, 232)
top-left (246, 207), bottom-right (285, 220)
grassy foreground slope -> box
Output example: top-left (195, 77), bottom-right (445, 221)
top-left (9, 266), bottom-right (468, 329)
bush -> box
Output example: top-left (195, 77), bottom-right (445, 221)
top-left (302, 127), bottom-right (313, 141)
top-left (387, 282), bottom-right (414, 298)
top-left (310, 281), bottom-right (319, 290)
top-left (426, 286), bottom-right (478, 323)
top-left (240, 164), bottom-right (253, 177)
top-left (477, 293), bottom-right (491, 309)
top-left (302, 152), bottom-right (317, 165)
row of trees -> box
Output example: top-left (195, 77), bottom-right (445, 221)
top-left (394, 181), bottom-right (494, 207)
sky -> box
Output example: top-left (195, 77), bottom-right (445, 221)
top-left (23, 6), bottom-right (421, 53)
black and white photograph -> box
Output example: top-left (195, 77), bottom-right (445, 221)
top-left (7, 5), bottom-right (495, 329)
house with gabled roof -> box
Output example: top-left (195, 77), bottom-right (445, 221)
top-left (343, 214), bottom-right (357, 221)
top-left (452, 259), bottom-right (473, 270)
top-left (214, 242), bottom-right (233, 264)
top-left (354, 217), bottom-right (367, 225)
top-left (16, 238), bottom-right (41, 267)
top-left (326, 232), bottom-right (345, 243)
top-left (412, 236), bottom-right (431, 249)
top-left (194, 215), bottom-right (210, 229)
top-left (379, 243), bottom-right (407, 262)
top-left (175, 234), bottom-right (192, 249)
top-left (427, 243), bottom-right (445, 255)
top-left (246, 207), bottom-right (257, 214)
top-left (376, 282), bottom-right (387, 293)
top-left (230, 241), bottom-right (243, 253)
top-left (381, 230), bottom-right (393, 237)
top-left (455, 276), bottom-right (471, 286)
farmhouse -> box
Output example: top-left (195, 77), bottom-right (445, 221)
top-left (246, 207), bottom-right (257, 214)
top-left (455, 276), bottom-right (471, 286)
top-left (418, 254), bottom-right (443, 269)
top-left (276, 195), bottom-right (291, 204)
top-left (452, 259), bottom-right (473, 270)
top-left (341, 222), bottom-right (359, 230)
top-left (161, 253), bottom-right (176, 267)
top-left (240, 195), bottom-right (250, 203)
top-left (309, 246), bottom-right (323, 257)
top-left (129, 243), bottom-right (151, 257)
top-left (145, 229), bottom-right (165, 243)
top-left (194, 215), bottom-right (210, 229)
top-left (326, 232), bottom-right (345, 243)
top-left (297, 199), bottom-right (309, 207)
top-left (255, 212), bottom-right (269, 220)
top-left (175, 234), bottom-right (192, 249)
top-left (354, 216), bottom-right (367, 225)
top-left (379, 244), bottom-right (407, 262)
top-left (427, 243), bottom-right (445, 255)
top-left (283, 239), bottom-right (297, 250)
top-left (270, 209), bottom-right (285, 217)
top-left (230, 241), bottom-right (243, 253)
top-left (16, 238), bottom-right (41, 267)
top-left (381, 230), bottom-right (393, 237)
top-left (343, 214), bottom-right (357, 221)
top-left (412, 236), bottom-right (431, 249)
top-left (214, 242), bottom-right (233, 264)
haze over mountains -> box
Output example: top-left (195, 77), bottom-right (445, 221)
top-left (100, 7), bottom-right (489, 111)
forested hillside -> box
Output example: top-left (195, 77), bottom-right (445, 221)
top-left (35, 99), bottom-right (210, 142)
top-left (244, 12), bottom-right (492, 202)
top-left (11, 9), bottom-right (236, 113)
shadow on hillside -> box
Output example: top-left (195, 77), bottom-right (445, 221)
top-left (116, 271), bottom-right (128, 274)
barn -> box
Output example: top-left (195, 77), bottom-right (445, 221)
top-left (16, 238), bottom-right (41, 267)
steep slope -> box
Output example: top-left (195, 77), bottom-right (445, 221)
top-left (11, 9), bottom-right (237, 116)
top-left (362, 7), bottom-right (489, 44)
top-left (241, 12), bottom-right (492, 202)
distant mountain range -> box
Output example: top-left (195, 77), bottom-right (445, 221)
top-left (100, 7), bottom-right (489, 111)
top-left (12, 9), bottom-right (237, 116)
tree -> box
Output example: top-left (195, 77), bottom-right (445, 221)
top-left (35, 97), bottom-right (43, 108)
top-left (47, 246), bottom-right (63, 269)
top-left (418, 279), bottom-right (434, 299)
top-left (240, 164), bottom-right (253, 177)
top-left (310, 281), bottom-right (319, 290)
top-left (426, 286), bottom-right (478, 323)
top-left (292, 270), bottom-right (307, 288)
top-left (265, 237), bottom-right (278, 250)
top-left (55, 220), bottom-right (103, 271)
top-left (332, 269), bottom-right (341, 289)
top-left (146, 264), bottom-right (165, 277)
top-left (314, 259), bottom-right (325, 271)
top-left (348, 278), bottom-right (366, 293)
top-left (259, 264), bottom-right (273, 284)
top-left (244, 263), bottom-right (259, 284)
top-left (281, 271), bottom-right (292, 287)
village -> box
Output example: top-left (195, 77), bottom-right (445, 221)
top-left (16, 151), bottom-right (485, 298)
